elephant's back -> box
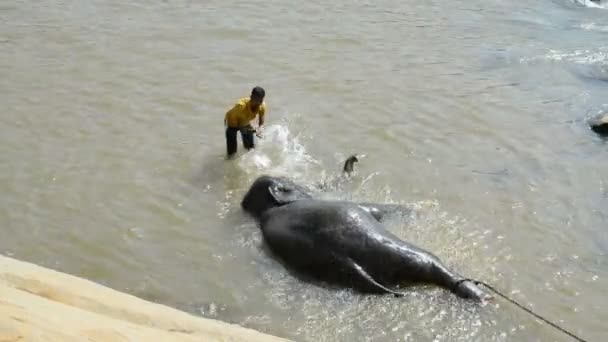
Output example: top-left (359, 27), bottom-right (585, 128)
top-left (263, 200), bottom-right (393, 250)
top-left (261, 200), bottom-right (358, 235)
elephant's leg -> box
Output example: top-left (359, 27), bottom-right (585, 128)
top-left (343, 257), bottom-right (406, 297)
top-left (356, 203), bottom-right (412, 222)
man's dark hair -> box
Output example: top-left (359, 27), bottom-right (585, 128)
top-left (251, 86), bottom-right (265, 99)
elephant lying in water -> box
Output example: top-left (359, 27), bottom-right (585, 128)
top-left (241, 155), bottom-right (491, 301)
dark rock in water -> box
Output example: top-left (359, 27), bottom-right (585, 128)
top-left (590, 113), bottom-right (608, 136)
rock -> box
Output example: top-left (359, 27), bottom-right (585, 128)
top-left (590, 113), bottom-right (608, 136)
top-left (0, 255), bottom-right (290, 342)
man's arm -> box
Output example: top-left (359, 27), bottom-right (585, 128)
top-left (258, 104), bottom-right (266, 128)
top-left (255, 105), bottom-right (265, 137)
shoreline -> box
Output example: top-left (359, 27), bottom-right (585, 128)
top-left (0, 255), bottom-right (290, 341)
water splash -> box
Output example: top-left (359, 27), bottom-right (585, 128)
top-left (236, 122), bottom-right (320, 183)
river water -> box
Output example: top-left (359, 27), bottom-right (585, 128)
top-left (1, 1), bottom-right (607, 341)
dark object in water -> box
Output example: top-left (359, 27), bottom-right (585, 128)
top-left (590, 113), bottom-right (608, 136)
top-left (342, 155), bottom-right (359, 173)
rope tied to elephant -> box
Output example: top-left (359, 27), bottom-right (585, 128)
top-left (455, 279), bottom-right (588, 342)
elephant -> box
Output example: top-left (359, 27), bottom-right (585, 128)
top-left (241, 155), bottom-right (491, 301)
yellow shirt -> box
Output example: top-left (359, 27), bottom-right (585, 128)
top-left (224, 98), bottom-right (266, 128)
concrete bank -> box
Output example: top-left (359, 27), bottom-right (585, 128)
top-left (0, 255), bottom-right (290, 342)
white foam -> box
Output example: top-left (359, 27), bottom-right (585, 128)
top-left (520, 47), bottom-right (608, 65)
top-left (575, 0), bottom-right (608, 8)
top-left (580, 23), bottom-right (608, 32)
top-left (249, 154), bottom-right (272, 169)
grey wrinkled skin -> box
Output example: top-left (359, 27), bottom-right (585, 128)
top-left (241, 156), bottom-right (490, 301)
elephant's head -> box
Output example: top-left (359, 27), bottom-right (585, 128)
top-left (241, 175), bottom-right (312, 219)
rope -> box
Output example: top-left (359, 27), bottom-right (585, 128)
top-left (455, 279), bottom-right (588, 342)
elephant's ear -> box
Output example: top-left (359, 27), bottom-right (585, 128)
top-left (268, 183), bottom-right (299, 205)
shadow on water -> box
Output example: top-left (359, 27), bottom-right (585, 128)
top-left (593, 132), bottom-right (608, 143)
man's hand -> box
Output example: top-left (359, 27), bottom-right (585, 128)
top-left (255, 126), bottom-right (263, 138)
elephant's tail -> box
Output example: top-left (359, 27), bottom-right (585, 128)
top-left (342, 155), bottom-right (359, 174)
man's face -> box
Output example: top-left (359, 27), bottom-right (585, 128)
top-left (250, 96), bottom-right (263, 109)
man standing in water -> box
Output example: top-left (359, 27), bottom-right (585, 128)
top-left (224, 86), bottom-right (266, 158)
